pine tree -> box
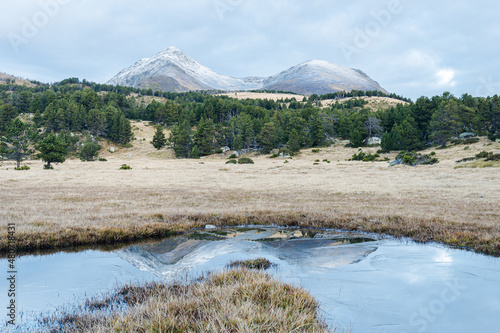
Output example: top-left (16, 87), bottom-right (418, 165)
top-left (233, 134), bottom-right (243, 151)
top-left (0, 104), bottom-right (17, 132)
top-left (118, 116), bottom-right (133, 144)
top-left (151, 125), bottom-right (167, 150)
top-left (0, 118), bottom-right (35, 168)
top-left (29, 95), bottom-right (44, 114)
top-left (429, 100), bottom-right (462, 146)
top-left (191, 145), bottom-right (200, 159)
top-left (168, 119), bottom-right (191, 158)
top-left (350, 129), bottom-right (364, 148)
top-left (86, 109), bottom-right (107, 137)
top-left (257, 122), bottom-right (277, 153)
top-left (193, 118), bottom-right (215, 156)
top-left (36, 131), bottom-right (68, 169)
top-left (310, 115), bottom-right (325, 147)
top-left (287, 129), bottom-right (301, 153)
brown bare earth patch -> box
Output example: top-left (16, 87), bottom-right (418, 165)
top-left (1, 124), bottom-right (499, 256)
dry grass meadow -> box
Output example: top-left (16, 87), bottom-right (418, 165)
top-left (1, 121), bottom-right (499, 255)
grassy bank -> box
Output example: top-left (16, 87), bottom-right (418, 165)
top-left (2, 212), bottom-right (500, 257)
top-left (39, 267), bottom-right (331, 332)
top-left (1, 127), bottom-right (499, 256)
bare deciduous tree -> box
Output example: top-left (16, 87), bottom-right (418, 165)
top-left (364, 117), bottom-right (383, 139)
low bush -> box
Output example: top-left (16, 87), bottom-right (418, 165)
top-left (451, 137), bottom-right (480, 146)
top-left (270, 153), bottom-right (279, 158)
top-left (98, 158), bottom-right (107, 162)
top-left (14, 165), bottom-right (30, 171)
top-left (456, 157), bottom-right (476, 163)
top-left (119, 164), bottom-right (132, 170)
top-left (238, 157), bottom-right (254, 164)
top-left (350, 150), bottom-right (380, 162)
top-left (463, 137), bottom-right (480, 144)
top-left (393, 151), bottom-right (439, 166)
top-left (486, 153), bottom-right (500, 161)
top-left (476, 151), bottom-right (493, 159)
top-left (488, 132), bottom-right (500, 141)
top-left (225, 159), bottom-right (237, 164)
top-left (228, 154), bottom-right (237, 159)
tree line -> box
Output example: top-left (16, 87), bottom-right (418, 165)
top-left (1, 78), bottom-right (499, 166)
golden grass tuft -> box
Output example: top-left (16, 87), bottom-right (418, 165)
top-left (40, 268), bottom-right (332, 332)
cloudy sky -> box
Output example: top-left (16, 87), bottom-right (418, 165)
top-left (1, 0), bottom-right (499, 100)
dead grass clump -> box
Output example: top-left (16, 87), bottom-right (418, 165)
top-left (39, 269), bottom-right (331, 332)
top-left (226, 258), bottom-right (275, 270)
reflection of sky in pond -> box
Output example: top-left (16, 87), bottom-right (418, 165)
top-left (1, 228), bottom-right (500, 333)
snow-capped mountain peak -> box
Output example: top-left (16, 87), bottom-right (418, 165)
top-left (107, 48), bottom-right (387, 95)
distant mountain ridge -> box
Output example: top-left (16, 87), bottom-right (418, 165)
top-left (107, 47), bottom-right (387, 95)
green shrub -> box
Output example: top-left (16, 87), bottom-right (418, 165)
top-left (228, 154), bottom-right (237, 159)
top-left (350, 151), bottom-right (379, 162)
top-left (456, 157), bottom-right (476, 163)
top-left (216, 149), bottom-right (223, 154)
top-left (395, 151), bottom-right (439, 166)
top-left (402, 155), bottom-right (415, 165)
top-left (80, 139), bottom-right (101, 162)
top-left (225, 159), bottom-right (237, 164)
top-left (14, 165), bottom-right (30, 171)
top-left (422, 158), bottom-right (439, 165)
top-left (488, 132), bottom-right (500, 141)
top-left (270, 153), bottom-right (279, 158)
top-left (120, 164), bottom-right (132, 170)
top-left (486, 153), bottom-right (500, 161)
top-left (43, 164), bottom-right (53, 170)
top-left (238, 157), bottom-right (254, 164)
top-left (98, 158), bottom-right (107, 162)
top-left (463, 137), bottom-right (480, 144)
top-left (476, 151), bottom-right (493, 159)
top-left (311, 149), bottom-right (320, 153)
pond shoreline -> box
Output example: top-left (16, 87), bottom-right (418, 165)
top-left (1, 213), bottom-right (499, 258)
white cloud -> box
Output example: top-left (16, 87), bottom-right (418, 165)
top-left (435, 69), bottom-right (456, 87)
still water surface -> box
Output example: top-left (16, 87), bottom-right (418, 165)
top-left (2, 227), bottom-right (500, 332)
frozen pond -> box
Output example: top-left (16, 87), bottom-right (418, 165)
top-left (2, 227), bottom-right (500, 332)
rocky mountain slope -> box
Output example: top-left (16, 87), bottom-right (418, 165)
top-left (107, 47), bottom-right (387, 95)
